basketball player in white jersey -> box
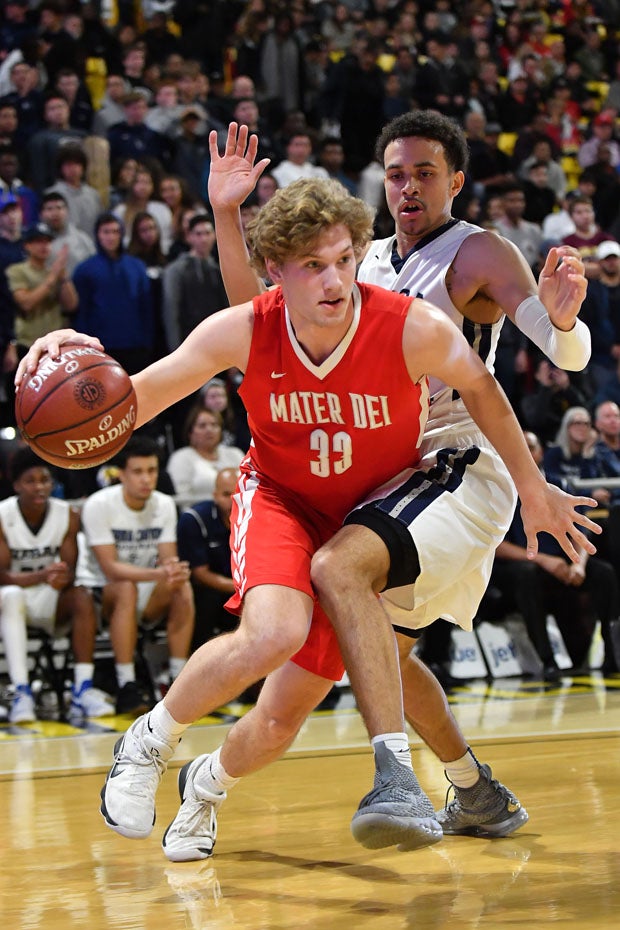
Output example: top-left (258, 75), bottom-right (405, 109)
top-left (118, 118), bottom-right (591, 862)
top-left (0, 447), bottom-right (113, 723)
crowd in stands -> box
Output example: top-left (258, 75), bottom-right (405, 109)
top-left (2, 0), bottom-right (620, 719)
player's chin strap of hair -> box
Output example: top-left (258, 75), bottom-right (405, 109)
top-left (514, 295), bottom-right (591, 371)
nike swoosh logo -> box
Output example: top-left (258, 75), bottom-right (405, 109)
top-left (271, 371), bottom-right (286, 379)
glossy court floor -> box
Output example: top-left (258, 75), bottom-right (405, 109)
top-left (1, 672), bottom-right (619, 930)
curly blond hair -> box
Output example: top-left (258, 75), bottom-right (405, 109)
top-left (246, 178), bottom-right (375, 277)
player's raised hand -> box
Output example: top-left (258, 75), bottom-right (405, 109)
top-left (538, 245), bottom-right (587, 331)
top-left (520, 481), bottom-right (601, 563)
top-left (208, 122), bottom-right (271, 211)
top-left (15, 329), bottom-right (104, 385)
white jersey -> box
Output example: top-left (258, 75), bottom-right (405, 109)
top-left (0, 496), bottom-right (70, 573)
top-left (356, 220), bottom-right (516, 631)
top-left (76, 484), bottom-right (178, 588)
top-left (358, 220), bottom-right (505, 444)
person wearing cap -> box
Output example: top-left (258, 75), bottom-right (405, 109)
top-left (577, 239), bottom-right (620, 391)
top-left (5, 222), bottom-right (77, 356)
top-left (578, 111), bottom-right (620, 170)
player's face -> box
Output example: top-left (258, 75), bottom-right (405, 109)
top-left (14, 466), bottom-right (53, 509)
top-left (267, 224), bottom-right (357, 336)
top-left (383, 136), bottom-right (464, 249)
top-left (119, 455), bottom-right (159, 506)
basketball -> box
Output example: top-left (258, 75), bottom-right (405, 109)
top-left (15, 344), bottom-right (137, 469)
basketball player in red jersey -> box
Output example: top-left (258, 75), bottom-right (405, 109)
top-left (17, 178), bottom-right (599, 856)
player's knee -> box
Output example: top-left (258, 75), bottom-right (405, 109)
top-left (237, 622), bottom-right (306, 675)
top-left (0, 585), bottom-right (26, 612)
top-left (311, 546), bottom-right (368, 600)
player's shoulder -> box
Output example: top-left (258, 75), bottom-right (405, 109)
top-left (82, 483), bottom-right (120, 511)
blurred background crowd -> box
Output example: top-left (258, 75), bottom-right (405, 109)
top-left (1, 0), bottom-right (620, 703)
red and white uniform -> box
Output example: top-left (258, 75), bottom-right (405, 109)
top-left (227, 282), bottom-right (428, 678)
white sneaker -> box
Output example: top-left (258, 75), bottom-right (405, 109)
top-left (70, 681), bottom-right (115, 718)
top-left (162, 754), bottom-right (225, 862)
top-left (100, 713), bottom-right (179, 839)
top-left (10, 686), bottom-right (36, 724)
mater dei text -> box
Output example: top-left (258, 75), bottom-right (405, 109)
top-left (269, 391), bottom-right (393, 429)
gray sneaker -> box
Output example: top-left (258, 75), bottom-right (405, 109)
top-left (436, 764), bottom-right (529, 837)
top-left (351, 742), bottom-right (443, 851)
top-left (100, 714), bottom-right (179, 839)
top-left (162, 754), bottom-right (225, 862)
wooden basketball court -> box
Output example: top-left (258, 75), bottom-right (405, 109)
top-left (1, 674), bottom-right (619, 930)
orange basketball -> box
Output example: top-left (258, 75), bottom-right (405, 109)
top-left (15, 345), bottom-right (137, 469)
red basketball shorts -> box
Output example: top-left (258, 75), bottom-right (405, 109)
top-left (225, 469), bottom-right (345, 681)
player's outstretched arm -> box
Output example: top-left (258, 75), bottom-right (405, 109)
top-left (209, 122), bottom-right (270, 304)
top-left (404, 301), bottom-right (601, 563)
top-left (462, 233), bottom-right (590, 371)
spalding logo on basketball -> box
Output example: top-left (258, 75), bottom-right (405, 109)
top-left (15, 345), bottom-right (137, 469)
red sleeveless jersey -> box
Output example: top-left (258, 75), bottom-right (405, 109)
top-left (239, 282), bottom-right (428, 524)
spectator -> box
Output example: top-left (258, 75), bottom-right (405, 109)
top-left (256, 172), bottom-right (278, 207)
top-left (562, 195), bottom-right (614, 263)
top-left (0, 145), bottom-right (38, 225)
top-left (107, 91), bottom-right (171, 174)
top-left (464, 112), bottom-right (515, 201)
top-left (108, 155), bottom-right (138, 210)
top-left (497, 74), bottom-right (539, 132)
top-left (166, 406), bottom-right (244, 501)
top-left (521, 161), bottom-right (558, 226)
top-left (72, 212), bottom-right (154, 375)
top-left (316, 136), bottom-right (357, 195)
top-left (176, 467), bottom-right (239, 652)
top-left (91, 73), bottom-right (129, 137)
top-left (0, 100), bottom-right (19, 147)
top-left (159, 173), bottom-right (203, 243)
top-left (0, 59), bottom-right (43, 150)
top-left (54, 67), bottom-right (93, 133)
top-left (578, 111), bottom-right (620, 170)
top-left (521, 358), bottom-right (590, 446)
top-left (112, 161), bottom-right (173, 254)
top-left (494, 182), bottom-right (544, 272)
top-left (0, 448), bottom-right (113, 723)
top-left (120, 42), bottom-right (152, 102)
top-left (578, 240), bottom-right (620, 391)
top-left (76, 435), bottom-right (194, 715)
top-left (200, 375), bottom-right (250, 452)
top-left (171, 106), bottom-right (212, 203)
top-left (231, 96), bottom-right (277, 164)
top-left (259, 12), bottom-right (304, 117)
top-left (144, 76), bottom-right (183, 138)
top-left (414, 31), bottom-right (468, 120)
top-left (271, 132), bottom-right (328, 189)
top-left (127, 210), bottom-right (168, 361)
top-left (6, 222), bottom-right (77, 356)
top-left (39, 191), bottom-right (95, 275)
top-left (518, 136), bottom-right (567, 203)
top-left (543, 407), bottom-right (605, 502)
top-left (27, 92), bottom-right (87, 193)
top-left (37, 0), bottom-right (81, 85)
top-left (493, 430), bottom-right (619, 677)
top-left (161, 212), bottom-right (226, 356)
top-left (45, 143), bottom-right (103, 238)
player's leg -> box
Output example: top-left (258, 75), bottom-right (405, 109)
top-left (101, 579), bottom-right (150, 713)
top-left (163, 660), bottom-right (332, 861)
top-left (0, 585), bottom-right (36, 723)
top-left (312, 526), bottom-right (442, 851)
top-left (59, 584), bottom-right (114, 718)
top-left (396, 630), bottom-right (528, 837)
top-left (100, 582), bottom-right (314, 840)
top-left (142, 577), bottom-right (195, 684)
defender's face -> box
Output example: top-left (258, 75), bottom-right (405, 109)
top-left (383, 136), bottom-right (463, 245)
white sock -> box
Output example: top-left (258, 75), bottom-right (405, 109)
top-left (147, 700), bottom-right (188, 744)
top-left (73, 663), bottom-right (94, 691)
top-left (196, 746), bottom-right (240, 796)
top-left (116, 663), bottom-right (135, 688)
top-left (0, 587), bottom-right (29, 685)
top-left (168, 656), bottom-right (187, 681)
top-left (444, 748), bottom-right (480, 788)
top-left (371, 732), bottom-right (413, 770)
